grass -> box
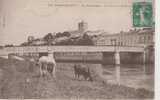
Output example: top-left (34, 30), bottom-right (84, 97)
top-left (0, 57), bottom-right (154, 99)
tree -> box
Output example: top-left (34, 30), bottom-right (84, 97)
top-left (43, 33), bottom-right (54, 45)
top-left (0, 45), bottom-right (3, 49)
top-left (55, 31), bottom-right (71, 38)
top-left (5, 44), bottom-right (14, 47)
top-left (62, 31), bottom-right (71, 37)
top-left (76, 33), bottom-right (94, 45)
top-left (55, 32), bottom-right (62, 38)
top-left (20, 42), bottom-right (29, 46)
top-left (28, 36), bottom-right (34, 43)
top-left (43, 33), bottom-right (54, 40)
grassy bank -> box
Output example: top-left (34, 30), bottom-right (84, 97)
top-left (0, 58), bottom-right (154, 99)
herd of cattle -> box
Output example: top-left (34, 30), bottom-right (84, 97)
top-left (32, 55), bottom-right (93, 82)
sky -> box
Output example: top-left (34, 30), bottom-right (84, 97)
top-left (0, 0), bottom-right (154, 45)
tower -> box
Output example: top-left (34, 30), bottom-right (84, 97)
top-left (78, 21), bottom-right (88, 33)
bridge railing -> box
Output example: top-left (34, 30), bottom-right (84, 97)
top-left (0, 46), bottom-right (144, 56)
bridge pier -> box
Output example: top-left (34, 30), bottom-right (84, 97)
top-left (115, 51), bottom-right (120, 85)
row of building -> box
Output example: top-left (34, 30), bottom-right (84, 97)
top-left (94, 28), bottom-right (154, 47)
top-left (26, 21), bottom-right (154, 47)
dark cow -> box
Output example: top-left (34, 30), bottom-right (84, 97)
top-left (74, 64), bottom-right (93, 81)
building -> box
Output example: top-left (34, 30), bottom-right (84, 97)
top-left (95, 28), bottom-right (154, 47)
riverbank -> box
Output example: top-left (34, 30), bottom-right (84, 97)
top-left (0, 57), bottom-right (154, 99)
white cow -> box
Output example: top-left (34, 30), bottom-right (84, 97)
top-left (38, 55), bottom-right (56, 78)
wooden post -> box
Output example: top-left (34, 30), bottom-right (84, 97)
top-left (115, 51), bottom-right (120, 85)
top-left (48, 52), bottom-right (53, 58)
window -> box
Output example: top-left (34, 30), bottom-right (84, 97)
top-left (139, 36), bottom-right (143, 43)
top-left (148, 36), bottom-right (152, 42)
top-left (120, 42), bottom-right (123, 46)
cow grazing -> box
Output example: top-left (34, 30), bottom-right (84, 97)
top-left (74, 64), bottom-right (93, 81)
top-left (38, 56), bottom-right (56, 78)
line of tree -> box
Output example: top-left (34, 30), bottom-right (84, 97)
top-left (55, 31), bottom-right (71, 38)
top-left (56, 33), bottom-right (94, 45)
top-left (4, 44), bottom-right (14, 47)
top-left (20, 32), bottom-right (94, 46)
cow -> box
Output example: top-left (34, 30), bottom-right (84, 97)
top-left (74, 64), bottom-right (93, 81)
top-left (38, 56), bottom-right (56, 78)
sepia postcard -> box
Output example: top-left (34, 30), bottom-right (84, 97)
top-left (0, 0), bottom-right (155, 99)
